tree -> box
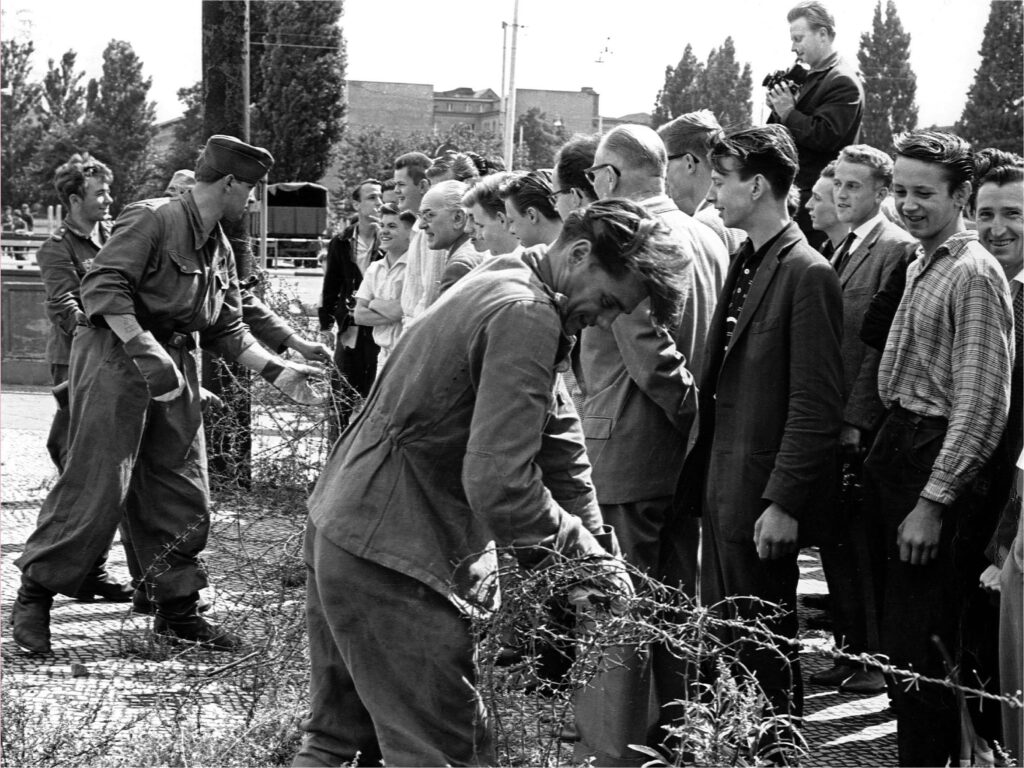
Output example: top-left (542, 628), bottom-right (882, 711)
top-left (251, 0), bottom-right (346, 182)
top-left (652, 44), bottom-right (701, 128)
top-left (83, 40), bottom-right (160, 210)
top-left (1, 38), bottom-right (45, 207)
top-left (514, 107), bottom-right (567, 170)
top-left (857, 0), bottom-right (918, 151)
top-left (651, 38), bottom-right (753, 130)
top-left (160, 81), bottom-right (206, 180)
top-left (42, 51), bottom-right (86, 127)
top-left (956, 0), bottom-right (1023, 152)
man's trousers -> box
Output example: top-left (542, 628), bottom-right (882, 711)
top-left (573, 497), bottom-right (699, 767)
top-left (293, 522), bottom-right (494, 768)
top-left (17, 327), bottom-right (209, 603)
top-left (864, 406), bottom-right (997, 767)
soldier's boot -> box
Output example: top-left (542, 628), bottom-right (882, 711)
top-left (153, 593), bottom-right (242, 652)
top-left (73, 557), bottom-right (133, 603)
top-left (11, 576), bottom-right (56, 655)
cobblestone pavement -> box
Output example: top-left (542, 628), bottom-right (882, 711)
top-left (1, 387), bottom-right (898, 766)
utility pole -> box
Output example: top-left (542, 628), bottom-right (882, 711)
top-left (502, 0), bottom-right (520, 169)
top-left (242, 0), bottom-right (251, 141)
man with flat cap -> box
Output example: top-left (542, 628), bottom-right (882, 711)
top-left (12, 135), bottom-right (326, 655)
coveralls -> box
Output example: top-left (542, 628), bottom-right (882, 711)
top-left (16, 192), bottom-right (259, 606)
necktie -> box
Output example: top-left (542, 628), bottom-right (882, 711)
top-left (834, 232), bottom-right (857, 276)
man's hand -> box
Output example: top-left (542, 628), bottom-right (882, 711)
top-left (980, 564), bottom-right (1002, 593)
top-left (897, 498), bottom-right (945, 565)
top-left (754, 503), bottom-right (799, 560)
top-left (263, 360), bottom-right (328, 406)
top-left (569, 554), bottom-right (634, 617)
top-left (839, 423), bottom-right (864, 456)
top-left (766, 84), bottom-right (797, 120)
top-left (289, 335), bottom-right (333, 364)
top-left (199, 386), bottom-right (224, 412)
top-left (319, 330), bottom-right (336, 350)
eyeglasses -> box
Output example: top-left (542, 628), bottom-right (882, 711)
top-left (668, 152), bottom-right (699, 164)
top-left (584, 164), bottom-right (621, 184)
top-left (547, 187), bottom-right (574, 207)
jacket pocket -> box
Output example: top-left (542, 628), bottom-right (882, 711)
top-left (750, 316), bottom-right (781, 334)
top-left (582, 415), bottom-right (613, 440)
top-left (167, 250), bottom-right (202, 275)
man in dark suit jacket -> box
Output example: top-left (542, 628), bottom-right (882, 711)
top-left (677, 125), bottom-right (843, 752)
top-left (318, 180), bottom-right (383, 441)
top-left (811, 145), bottom-right (917, 694)
top-left (767, 1), bottom-right (863, 250)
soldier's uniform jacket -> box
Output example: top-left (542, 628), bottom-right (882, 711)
top-left (36, 218), bottom-right (111, 365)
top-left (80, 190), bottom-right (254, 361)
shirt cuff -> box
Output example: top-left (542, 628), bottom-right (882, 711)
top-left (921, 471), bottom-right (960, 507)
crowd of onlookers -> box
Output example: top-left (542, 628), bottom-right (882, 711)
top-left (1, 202), bottom-right (41, 234)
top-left (8, 1), bottom-right (1020, 765)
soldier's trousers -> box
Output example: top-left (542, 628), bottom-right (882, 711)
top-left (17, 327), bottom-right (210, 603)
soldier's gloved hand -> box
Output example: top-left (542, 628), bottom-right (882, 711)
top-left (199, 386), bottom-right (224, 412)
top-left (566, 524), bottom-right (633, 616)
top-left (261, 358), bottom-right (328, 406)
top-left (123, 331), bottom-right (185, 401)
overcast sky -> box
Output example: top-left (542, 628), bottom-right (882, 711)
top-left (1, 0), bottom-right (992, 129)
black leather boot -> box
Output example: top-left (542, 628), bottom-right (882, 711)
top-left (153, 593), bottom-right (241, 651)
top-left (11, 577), bottom-right (56, 654)
top-left (74, 558), bottom-right (134, 602)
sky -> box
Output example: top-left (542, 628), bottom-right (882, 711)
top-left (0, 0), bottom-right (994, 129)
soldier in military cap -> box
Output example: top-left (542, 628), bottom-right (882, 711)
top-left (13, 135), bottom-right (325, 655)
top-left (36, 153), bottom-right (139, 605)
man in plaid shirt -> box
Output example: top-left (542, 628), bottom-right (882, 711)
top-left (864, 130), bottom-right (1014, 766)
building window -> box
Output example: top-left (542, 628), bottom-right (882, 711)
top-left (447, 103), bottom-right (452, 112)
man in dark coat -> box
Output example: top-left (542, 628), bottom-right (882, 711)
top-left (677, 125), bottom-right (844, 756)
top-left (767, 1), bottom-right (863, 249)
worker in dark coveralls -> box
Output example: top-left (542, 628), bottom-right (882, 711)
top-left (35, 153), bottom-right (138, 604)
top-left (291, 200), bottom-right (689, 768)
top-left (12, 136), bottom-right (325, 655)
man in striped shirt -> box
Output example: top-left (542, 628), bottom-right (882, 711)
top-left (864, 130), bottom-right (1014, 767)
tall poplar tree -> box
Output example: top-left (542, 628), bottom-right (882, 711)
top-left (1, 38), bottom-right (44, 206)
top-left (956, 0), bottom-right (1023, 152)
top-left (857, 0), bottom-right (918, 151)
top-left (651, 39), bottom-right (752, 130)
top-left (84, 40), bottom-right (159, 210)
top-left (252, 0), bottom-right (346, 182)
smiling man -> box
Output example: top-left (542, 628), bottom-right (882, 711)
top-left (865, 131), bottom-right (1013, 766)
top-left (291, 199), bottom-right (685, 768)
top-left (678, 124), bottom-right (843, 757)
top-left (416, 179), bottom-right (481, 294)
top-left (461, 171), bottom-right (522, 257)
top-left (810, 145), bottom-right (915, 696)
top-left (13, 135), bottom-right (325, 656)
top-left (767, 1), bottom-right (863, 250)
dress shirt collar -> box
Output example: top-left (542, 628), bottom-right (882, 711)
top-left (851, 211), bottom-right (887, 244)
top-left (810, 51), bottom-right (839, 73)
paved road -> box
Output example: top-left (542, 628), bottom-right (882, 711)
top-left (0, 387), bottom-right (898, 765)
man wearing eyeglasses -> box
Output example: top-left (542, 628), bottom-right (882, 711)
top-left (573, 123), bottom-right (726, 766)
top-left (551, 134), bottom-right (600, 221)
top-left (657, 110), bottom-right (746, 255)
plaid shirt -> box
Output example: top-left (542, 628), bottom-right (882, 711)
top-left (878, 230), bottom-right (1014, 506)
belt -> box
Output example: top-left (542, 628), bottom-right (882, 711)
top-left (151, 329), bottom-right (196, 350)
top-left (888, 403), bottom-right (948, 429)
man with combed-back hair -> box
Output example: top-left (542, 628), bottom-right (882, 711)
top-left (291, 199), bottom-right (691, 768)
top-left (864, 130), bottom-right (1012, 767)
top-left (462, 172), bottom-right (521, 257)
top-left (767, 1), bottom-right (863, 250)
top-left (572, 122), bottom-right (720, 766)
top-left (809, 143), bottom-right (915, 696)
top-left (552, 134), bottom-right (600, 221)
top-left (658, 109), bottom-right (746, 254)
top-left (677, 124), bottom-right (844, 759)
